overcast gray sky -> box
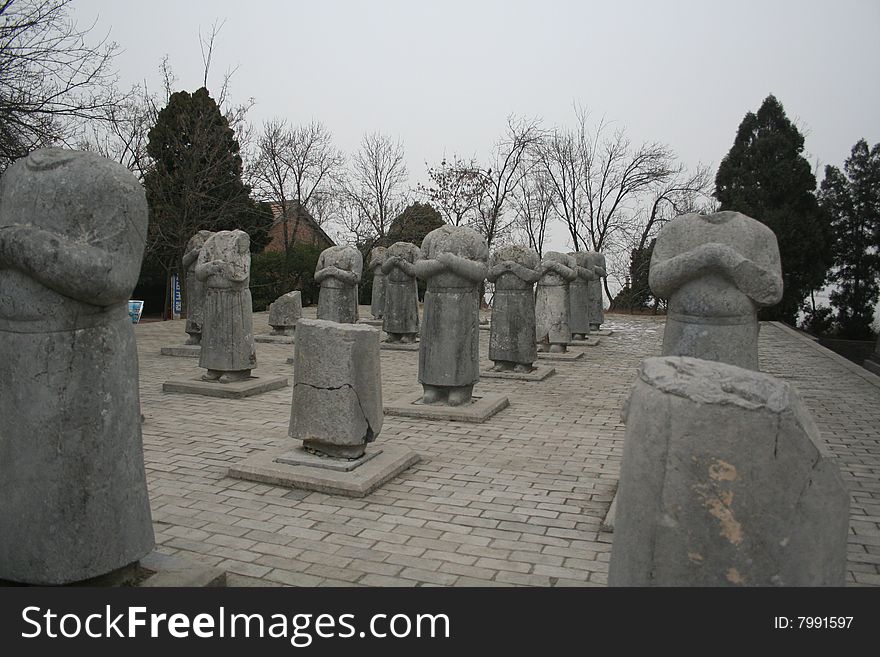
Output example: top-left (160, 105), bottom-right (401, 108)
top-left (73, 0), bottom-right (879, 249)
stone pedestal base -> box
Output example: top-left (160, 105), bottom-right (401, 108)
top-left (380, 341), bottom-right (420, 351)
top-left (0, 552), bottom-right (226, 587)
top-left (358, 318), bottom-right (385, 327)
top-left (536, 350), bottom-right (584, 361)
top-left (480, 365), bottom-right (555, 381)
top-left (384, 391), bottom-right (509, 423)
top-left (570, 337), bottom-right (600, 347)
top-left (254, 334), bottom-right (295, 344)
top-left (162, 374), bottom-right (289, 399)
top-left (227, 445), bottom-right (420, 497)
top-left (593, 329), bottom-right (613, 337)
top-left (160, 344), bottom-right (201, 358)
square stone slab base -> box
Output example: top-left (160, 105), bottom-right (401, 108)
top-left (592, 329), bottom-right (612, 336)
top-left (160, 344), bottom-right (201, 358)
top-left (227, 444), bottom-right (420, 497)
top-left (275, 446), bottom-right (382, 472)
top-left (358, 318), bottom-right (385, 327)
top-left (480, 365), bottom-right (555, 381)
top-left (570, 337), bottom-right (600, 347)
top-left (254, 334), bottom-right (295, 344)
top-left (384, 391), bottom-right (509, 423)
top-left (139, 551), bottom-right (227, 587)
top-left (0, 552), bottom-right (226, 587)
top-left (536, 350), bottom-right (584, 361)
top-left (380, 341), bottom-right (420, 351)
top-left (162, 374), bottom-right (289, 399)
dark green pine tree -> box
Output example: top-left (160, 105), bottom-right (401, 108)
top-left (715, 95), bottom-right (832, 323)
top-left (143, 87), bottom-right (271, 312)
top-left (385, 201), bottom-right (446, 248)
top-left (819, 139), bottom-right (880, 339)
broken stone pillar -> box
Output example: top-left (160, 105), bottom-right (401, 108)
top-left (568, 251), bottom-right (599, 340)
top-left (416, 225), bottom-right (488, 406)
top-left (381, 241), bottom-right (420, 343)
top-left (195, 230), bottom-right (257, 383)
top-left (585, 251), bottom-right (606, 331)
top-left (183, 230), bottom-right (214, 345)
top-left (608, 356), bottom-right (849, 587)
top-left (288, 319), bottom-right (383, 459)
top-left (488, 244), bottom-right (540, 372)
top-left (0, 148), bottom-right (154, 584)
top-left (649, 211), bottom-right (783, 371)
top-left (368, 246), bottom-right (388, 319)
top-left (268, 290), bottom-right (302, 336)
top-left (316, 245), bottom-right (363, 323)
top-left (535, 251), bottom-right (577, 353)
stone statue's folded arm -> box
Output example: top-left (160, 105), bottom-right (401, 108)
top-left (380, 257), bottom-right (399, 274)
top-left (0, 225), bottom-right (138, 307)
top-left (182, 248), bottom-right (200, 269)
top-left (313, 265), bottom-right (335, 283)
top-left (649, 242), bottom-right (724, 298)
top-left (592, 265), bottom-right (606, 278)
top-left (509, 262), bottom-right (540, 283)
top-left (414, 258), bottom-right (446, 280)
top-left (194, 259), bottom-right (219, 282)
top-left (486, 263), bottom-right (506, 282)
top-left (440, 252), bottom-right (487, 284)
top-left (395, 260), bottom-right (417, 277)
top-left (728, 251), bottom-right (784, 306)
top-left (547, 261), bottom-right (576, 281)
top-left (576, 265), bottom-right (598, 282)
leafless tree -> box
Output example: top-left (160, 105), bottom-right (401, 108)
top-left (344, 132), bottom-right (409, 240)
top-left (471, 115), bottom-right (544, 249)
top-left (250, 118), bottom-right (344, 255)
top-left (0, 0), bottom-right (122, 170)
top-left (511, 169), bottom-right (555, 257)
top-left (419, 155), bottom-right (482, 226)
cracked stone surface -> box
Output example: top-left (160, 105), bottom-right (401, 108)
top-left (609, 355), bottom-right (850, 586)
top-left (288, 318), bottom-right (383, 459)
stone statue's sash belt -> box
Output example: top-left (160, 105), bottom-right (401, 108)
top-left (0, 302), bottom-right (129, 333)
top-left (668, 311), bottom-right (754, 326)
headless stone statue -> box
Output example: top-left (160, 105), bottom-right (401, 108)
top-left (416, 225), bottom-right (488, 406)
top-left (316, 245), bottom-right (363, 323)
top-left (268, 290), bottom-right (302, 336)
top-left (368, 246), bottom-right (388, 319)
top-left (381, 241), bottom-right (421, 343)
top-left (568, 251), bottom-right (599, 340)
top-left (535, 252), bottom-right (577, 353)
top-left (649, 211), bottom-right (783, 371)
top-left (488, 245), bottom-right (541, 372)
top-left (0, 148), bottom-right (154, 584)
top-left (183, 230), bottom-right (214, 345)
top-left (196, 230), bottom-right (257, 383)
top-left (585, 251), bottom-right (606, 331)
top-left (608, 356), bottom-right (849, 586)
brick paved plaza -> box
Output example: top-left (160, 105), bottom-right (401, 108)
top-left (135, 309), bottom-right (880, 587)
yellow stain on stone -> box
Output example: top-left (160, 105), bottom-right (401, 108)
top-left (687, 551), bottom-right (704, 563)
top-left (709, 459), bottom-right (737, 482)
top-left (726, 568), bottom-right (745, 585)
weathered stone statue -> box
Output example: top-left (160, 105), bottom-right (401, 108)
top-left (585, 251), bottom-right (607, 331)
top-left (182, 230), bottom-right (214, 345)
top-left (488, 245), bottom-right (540, 372)
top-left (288, 319), bottom-right (383, 459)
top-left (568, 251), bottom-right (599, 340)
top-left (315, 245), bottom-right (363, 324)
top-left (0, 148), bottom-right (154, 584)
top-left (268, 290), bottom-right (302, 336)
top-left (195, 229), bottom-right (257, 383)
top-left (416, 225), bottom-right (488, 406)
top-left (535, 251), bottom-right (577, 353)
top-left (368, 246), bottom-right (388, 320)
top-left (649, 211), bottom-right (783, 371)
top-left (381, 241), bottom-right (421, 343)
top-left (608, 356), bottom-right (849, 586)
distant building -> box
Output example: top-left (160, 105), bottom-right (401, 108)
top-left (264, 200), bottom-right (335, 252)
